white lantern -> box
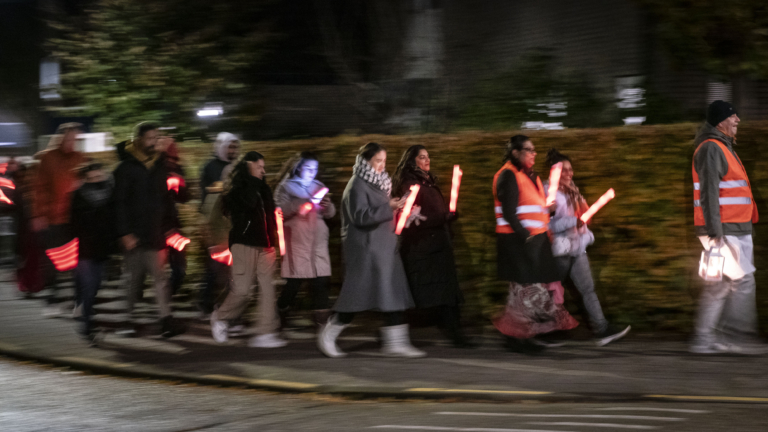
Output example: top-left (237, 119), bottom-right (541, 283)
top-left (699, 245), bottom-right (725, 282)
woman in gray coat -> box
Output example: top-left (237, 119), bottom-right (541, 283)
top-left (274, 152), bottom-right (336, 329)
top-left (317, 142), bottom-right (426, 358)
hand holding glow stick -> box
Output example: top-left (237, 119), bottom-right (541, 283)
top-left (166, 233), bottom-right (191, 251)
top-left (395, 184), bottom-right (420, 235)
top-left (300, 187), bottom-right (330, 215)
top-left (580, 188), bottom-right (615, 223)
top-left (449, 165), bottom-right (462, 213)
top-left (546, 162), bottom-right (563, 206)
top-left (210, 246), bottom-right (233, 266)
top-left (275, 208), bottom-right (286, 255)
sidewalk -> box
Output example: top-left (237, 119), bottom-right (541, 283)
top-left (2, 268), bottom-right (768, 404)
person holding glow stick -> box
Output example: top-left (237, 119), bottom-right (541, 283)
top-left (545, 149), bottom-right (630, 346)
top-left (211, 151), bottom-right (287, 348)
top-left (273, 152), bottom-right (336, 331)
top-left (392, 145), bottom-right (471, 348)
top-left (492, 136), bottom-right (578, 352)
top-left (318, 142), bottom-right (425, 358)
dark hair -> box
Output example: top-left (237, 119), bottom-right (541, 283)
top-left (75, 158), bottom-right (102, 179)
top-left (545, 148), bottom-right (570, 169)
top-left (224, 151), bottom-right (265, 197)
top-left (392, 144), bottom-right (432, 195)
top-left (503, 134), bottom-right (531, 170)
top-left (359, 142), bottom-right (386, 161)
top-left (292, 151), bottom-right (319, 178)
top-left (135, 122), bottom-right (159, 138)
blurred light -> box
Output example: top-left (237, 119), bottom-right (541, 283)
top-left (197, 109), bottom-right (223, 117)
top-left (522, 121), bottom-right (565, 130)
top-left (623, 116), bottom-right (646, 125)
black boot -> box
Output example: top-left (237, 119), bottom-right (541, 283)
top-left (160, 316), bottom-right (186, 338)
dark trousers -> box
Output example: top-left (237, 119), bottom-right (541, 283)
top-left (277, 277), bottom-right (330, 310)
top-left (168, 247), bottom-right (187, 295)
top-left (41, 224), bottom-right (74, 305)
top-left (199, 255), bottom-right (229, 314)
top-left (337, 311), bottom-right (404, 327)
top-left (75, 259), bottom-right (104, 335)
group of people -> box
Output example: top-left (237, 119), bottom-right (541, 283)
top-left (7, 98), bottom-right (763, 357)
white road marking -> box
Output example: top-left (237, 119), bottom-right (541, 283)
top-left (370, 426), bottom-right (574, 432)
top-left (597, 407), bottom-right (709, 414)
top-left (434, 413), bottom-right (684, 422)
top-left (528, 422), bottom-right (658, 430)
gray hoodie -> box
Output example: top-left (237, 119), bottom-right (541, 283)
top-left (692, 123), bottom-right (753, 237)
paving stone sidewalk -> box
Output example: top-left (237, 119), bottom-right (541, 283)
top-left (2, 268), bottom-right (768, 404)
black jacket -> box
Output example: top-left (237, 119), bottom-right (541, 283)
top-left (113, 145), bottom-right (175, 250)
top-left (200, 158), bottom-right (230, 206)
top-left (224, 175), bottom-right (277, 248)
top-left (71, 180), bottom-right (116, 261)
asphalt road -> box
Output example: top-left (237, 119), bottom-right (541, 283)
top-left (2, 358), bottom-right (767, 432)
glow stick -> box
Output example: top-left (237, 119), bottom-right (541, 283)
top-left (395, 184), bottom-right (420, 235)
top-left (46, 238), bottom-right (79, 271)
top-left (166, 233), bottom-right (190, 251)
top-left (166, 176), bottom-right (182, 193)
top-left (546, 162), bottom-right (562, 206)
top-left (311, 187), bottom-right (329, 204)
top-left (275, 208), bottom-right (286, 255)
top-left (449, 165), bottom-right (462, 212)
top-left (0, 163), bottom-right (6, 175)
top-left (580, 188), bottom-right (615, 223)
top-left (298, 202), bottom-right (314, 216)
top-left (210, 248), bottom-right (233, 266)
top-left (0, 189), bottom-right (11, 205)
top-left (0, 178), bottom-right (15, 189)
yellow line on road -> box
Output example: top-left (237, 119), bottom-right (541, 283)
top-left (408, 388), bottom-right (551, 395)
top-left (202, 374), bottom-right (318, 389)
top-left (646, 394), bottom-right (768, 403)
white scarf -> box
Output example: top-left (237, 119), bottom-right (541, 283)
top-left (353, 155), bottom-right (392, 196)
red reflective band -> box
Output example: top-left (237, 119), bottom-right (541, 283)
top-left (166, 233), bottom-right (190, 251)
top-left (580, 188), bottom-right (615, 223)
top-left (275, 208), bottom-right (286, 256)
top-left (0, 178), bottom-right (15, 189)
top-left (395, 184), bottom-right (420, 235)
top-left (546, 162), bottom-right (562, 206)
top-left (166, 176), bottom-right (183, 193)
top-left (45, 238), bottom-right (79, 272)
top-left (449, 165), bottom-right (462, 213)
top-left (211, 248), bottom-right (233, 266)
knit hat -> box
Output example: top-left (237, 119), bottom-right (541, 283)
top-left (707, 100), bottom-right (737, 127)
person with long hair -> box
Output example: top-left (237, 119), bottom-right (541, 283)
top-left (392, 145), bottom-right (471, 347)
top-left (273, 151), bottom-right (336, 330)
top-left (545, 148), bottom-right (630, 346)
top-left (492, 135), bottom-right (578, 352)
top-left (317, 142), bottom-right (425, 358)
top-left (210, 151), bottom-right (287, 348)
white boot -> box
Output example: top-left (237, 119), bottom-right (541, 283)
top-left (380, 324), bottom-right (426, 358)
top-left (317, 315), bottom-right (348, 358)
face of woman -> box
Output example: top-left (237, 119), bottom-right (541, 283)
top-left (519, 140), bottom-right (536, 169)
top-left (247, 159), bottom-right (266, 179)
top-left (415, 149), bottom-right (430, 172)
top-left (370, 150), bottom-right (387, 174)
top-left (560, 160), bottom-right (573, 185)
top-left (298, 160), bottom-right (318, 183)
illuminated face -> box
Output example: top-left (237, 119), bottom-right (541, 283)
top-left (560, 160), bottom-right (573, 185)
top-left (415, 149), bottom-right (430, 172)
top-left (514, 140), bottom-right (536, 170)
top-left (248, 159), bottom-right (266, 179)
top-left (718, 114), bottom-right (740, 137)
top-left (369, 150), bottom-right (386, 174)
top-left (227, 142), bottom-right (240, 161)
top-left (138, 129), bottom-right (159, 155)
top-left (298, 160), bottom-right (318, 183)
top-left (60, 129), bottom-right (80, 153)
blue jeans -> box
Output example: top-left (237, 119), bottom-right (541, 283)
top-left (75, 259), bottom-right (104, 335)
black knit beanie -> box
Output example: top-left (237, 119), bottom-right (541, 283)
top-left (707, 100), bottom-right (737, 127)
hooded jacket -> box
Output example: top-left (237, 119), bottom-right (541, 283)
top-left (692, 123), bottom-right (753, 237)
top-left (113, 141), bottom-right (175, 250)
top-left (200, 132), bottom-right (238, 205)
top-left (224, 174), bottom-right (277, 248)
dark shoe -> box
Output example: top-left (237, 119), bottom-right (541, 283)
top-left (278, 307), bottom-right (291, 331)
top-left (505, 337), bottom-right (546, 354)
top-left (160, 316), bottom-right (187, 338)
top-left (595, 324), bottom-right (631, 347)
top-left (530, 337), bottom-right (566, 348)
top-left (451, 330), bottom-right (478, 349)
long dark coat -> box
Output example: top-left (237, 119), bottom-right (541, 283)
top-left (397, 169), bottom-right (463, 308)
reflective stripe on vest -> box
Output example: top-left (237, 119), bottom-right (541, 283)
top-left (692, 139), bottom-right (758, 226)
top-left (492, 162), bottom-right (550, 235)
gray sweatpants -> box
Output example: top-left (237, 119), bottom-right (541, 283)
top-left (555, 253), bottom-right (608, 334)
top-left (124, 248), bottom-right (171, 318)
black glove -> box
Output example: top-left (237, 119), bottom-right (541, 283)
top-left (446, 211), bottom-right (459, 223)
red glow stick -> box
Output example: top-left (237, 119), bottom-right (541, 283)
top-left (546, 162), bottom-right (562, 206)
top-left (275, 208), bottom-right (286, 255)
top-left (166, 233), bottom-right (190, 251)
top-left (0, 178), bottom-right (15, 189)
top-left (449, 165), bottom-right (462, 212)
top-left (166, 176), bottom-right (183, 193)
top-left (0, 189), bottom-right (11, 205)
top-left (210, 248), bottom-right (233, 266)
top-left (0, 163), bottom-right (6, 175)
top-left (311, 187), bottom-right (329, 204)
top-left (46, 238), bottom-right (79, 271)
top-left (395, 184), bottom-right (420, 235)
top-left (298, 202), bottom-right (314, 216)
top-left (580, 188), bottom-right (616, 223)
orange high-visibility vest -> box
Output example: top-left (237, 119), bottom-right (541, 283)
top-left (492, 161), bottom-right (549, 235)
top-left (693, 139), bottom-right (758, 226)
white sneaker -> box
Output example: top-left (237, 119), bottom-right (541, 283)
top-left (228, 324), bottom-right (246, 336)
top-left (380, 324), bottom-right (426, 358)
top-left (247, 333), bottom-right (288, 348)
top-left (42, 305), bottom-right (63, 318)
top-left (210, 312), bottom-right (229, 343)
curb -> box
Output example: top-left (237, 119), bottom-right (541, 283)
top-left (2, 342), bottom-right (768, 405)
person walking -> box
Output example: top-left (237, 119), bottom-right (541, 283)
top-left (113, 122), bottom-right (185, 338)
top-left (317, 142), bottom-right (425, 358)
top-left (159, 137), bottom-right (191, 295)
top-left (32, 123), bottom-right (86, 317)
top-left (690, 100), bottom-right (766, 354)
top-left (544, 148), bottom-right (630, 346)
top-left (274, 152), bottom-right (336, 330)
top-left (200, 132), bottom-right (240, 205)
top-left (392, 145), bottom-right (471, 348)
top-left (492, 135), bottom-right (578, 352)
top-left (70, 161), bottom-right (115, 343)
top-left (210, 151), bottom-right (287, 348)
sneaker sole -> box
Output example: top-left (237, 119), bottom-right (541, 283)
top-left (596, 325), bottom-right (631, 347)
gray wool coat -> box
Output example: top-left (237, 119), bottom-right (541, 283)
top-left (274, 178), bottom-right (336, 279)
top-left (333, 176), bottom-right (415, 313)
